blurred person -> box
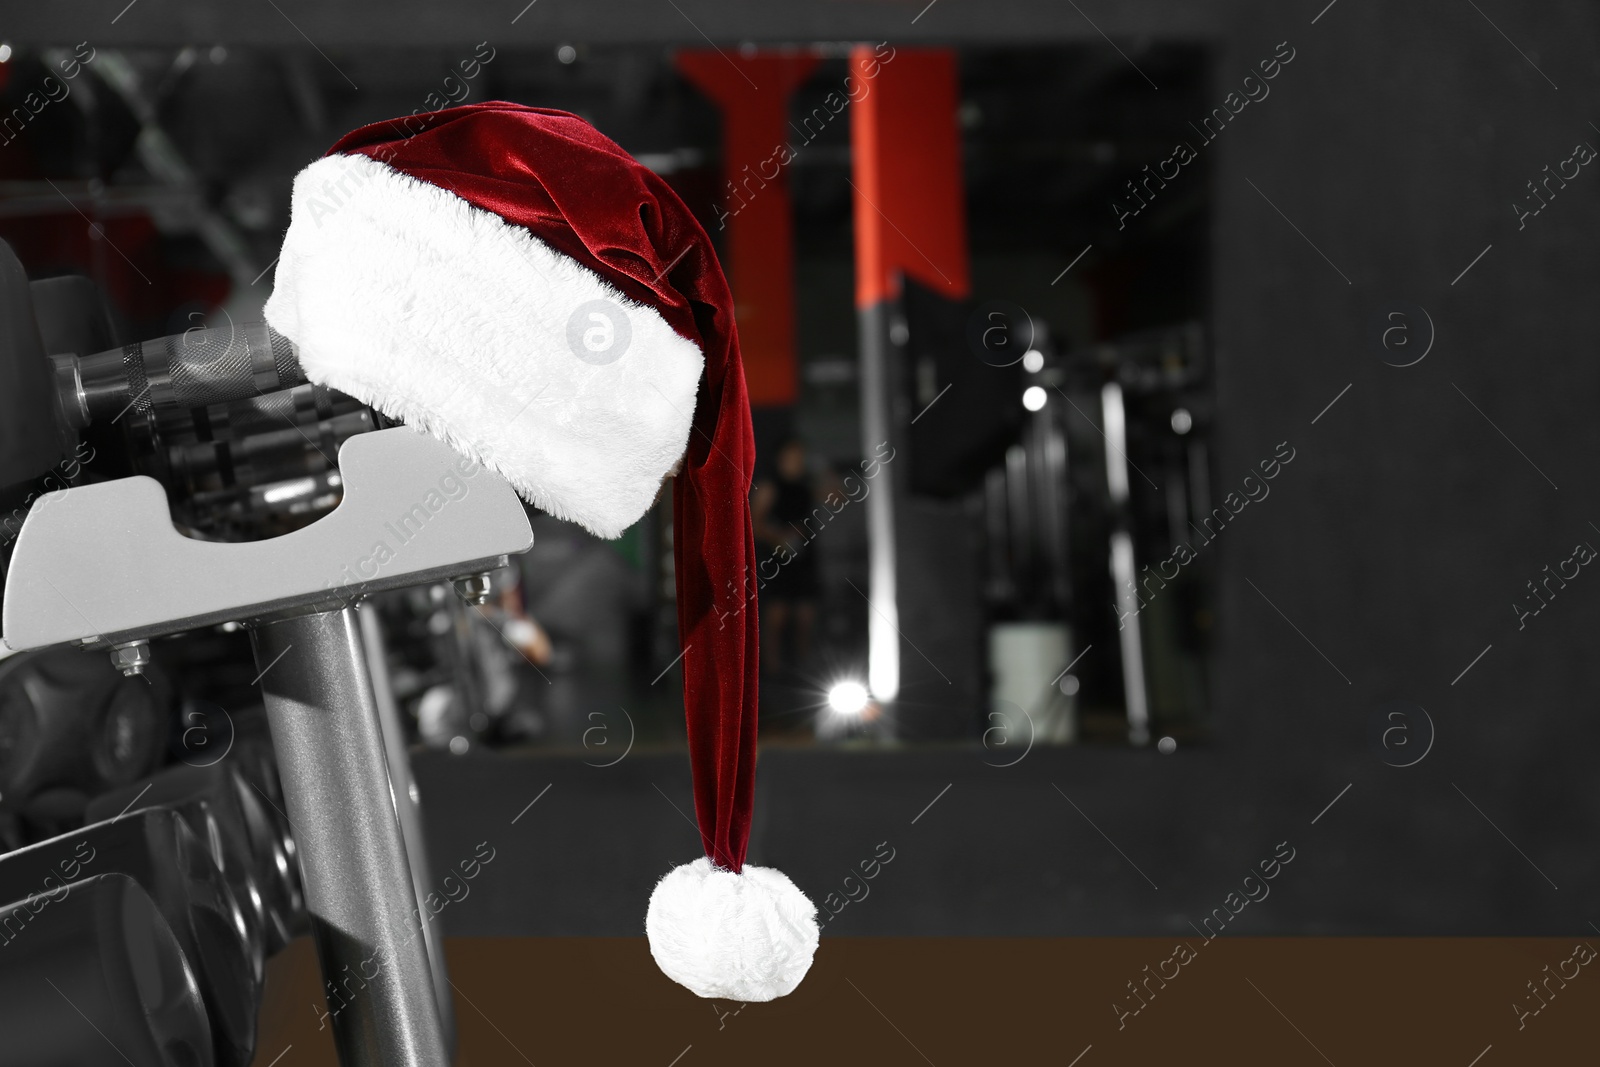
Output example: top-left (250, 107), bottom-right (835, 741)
top-left (469, 564), bottom-right (553, 744)
top-left (491, 565), bottom-right (554, 666)
top-left (752, 436), bottom-right (836, 676)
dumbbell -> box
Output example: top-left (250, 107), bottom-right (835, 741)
top-left (223, 732), bottom-right (306, 944)
top-left (0, 647), bottom-right (168, 813)
top-left (0, 872), bottom-right (213, 1067)
top-left (0, 808), bottom-right (258, 1067)
top-left (85, 761), bottom-right (299, 962)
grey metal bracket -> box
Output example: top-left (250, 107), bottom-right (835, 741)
top-left (1, 426), bottom-right (534, 652)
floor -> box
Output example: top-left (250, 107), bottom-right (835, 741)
top-left (252, 935), bottom-right (1598, 1065)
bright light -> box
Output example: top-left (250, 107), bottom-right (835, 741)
top-left (1171, 407), bottom-right (1193, 434)
top-left (261, 477), bottom-right (316, 504)
top-left (0, 44), bottom-right (12, 64)
top-left (1022, 385), bottom-right (1047, 412)
top-left (557, 44), bottom-right (577, 64)
top-left (827, 680), bottom-right (870, 716)
top-left (867, 554), bottom-right (899, 701)
top-left (1022, 349), bottom-right (1044, 373)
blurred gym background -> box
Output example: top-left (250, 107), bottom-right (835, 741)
top-left (3, 1), bottom-right (1598, 975)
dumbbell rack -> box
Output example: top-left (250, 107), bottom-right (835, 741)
top-left (0, 239), bottom-right (530, 1067)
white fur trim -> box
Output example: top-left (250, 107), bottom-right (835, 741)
top-left (264, 153), bottom-right (704, 539)
top-left (646, 858), bottom-right (819, 1001)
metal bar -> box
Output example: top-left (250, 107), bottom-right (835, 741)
top-left (857, 300), bottom-right (901, 707)
top-left (358, 603), bottom-right (457, 1059)
top-left (1101, 382), bottom-right (1151, 746)
top-left (252, 607), bottom-right (448, 1067)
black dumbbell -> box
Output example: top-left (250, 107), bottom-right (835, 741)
top-left (0, 808), bottom-right (258, 1067)
top-left (86, 761), bottom-right (294, 963)
top-left (0, 649), bottom-right (168, 814)
top-left (0, 872), bottom-right (213, 1066)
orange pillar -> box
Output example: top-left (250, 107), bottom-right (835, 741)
top-left (676, 51), bottom-right (819, 408)
top-left (850, 47), bottom-right (970, 309)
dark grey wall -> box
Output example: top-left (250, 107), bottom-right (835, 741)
top-left (1206, 0), bottom-right (1600, 921)
top-left (420, 737), bottom-right (1586, 939)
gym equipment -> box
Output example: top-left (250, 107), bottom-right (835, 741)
top-left (1, 232), bottom-right (533, 1065)
top-left (85, 761), bottom-right (301, 962)
top-left (0, 647), bottom-right (169, 823)
top-left (0, 236), bottom-right (75, 494)
top-left (359, 604), bottom-right (456, 1052)
top-left (0, 808), bottom-right (256, 1067)
top-left (0, 873), bottom-right (213, 1067)
top-left (980, 320), bottom-right (1211, 745)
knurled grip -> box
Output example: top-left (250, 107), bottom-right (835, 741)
top-left (83, 322), bottom-right (307, 422)
top-left (163, 327), bottom-right (257, 407)
top-left (120, 342), bottom-right (151, 414)
top-left (271, 327), bottom-right (300, 386)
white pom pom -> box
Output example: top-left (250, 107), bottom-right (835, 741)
top-left (646, 857), bottom-right (819, 1001)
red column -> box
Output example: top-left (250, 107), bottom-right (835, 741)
top-left (676, 51), bottom-right (819, 408)
top-left (849, 46), bottom-right (970, 308)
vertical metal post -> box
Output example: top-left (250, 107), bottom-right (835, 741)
top-left (1101, 382), bottom-right (1151, 746)
top-left (850, 46), bottom-right (970, 714)
top-left (858, 301), bottom-right (901, 708)
top-left (252, 607), bottom-right (448, 1067)
top-left (358, 603), bottom-right (457, 1059)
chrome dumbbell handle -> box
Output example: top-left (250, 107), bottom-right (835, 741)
top-left (53, 320), bottom-right (307, 428)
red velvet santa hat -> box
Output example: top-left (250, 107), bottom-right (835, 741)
top-left (264, 103), bottom-right (818, 1001)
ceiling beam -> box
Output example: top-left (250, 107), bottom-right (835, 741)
top-left (7, 0), bottom-right (1230, 48)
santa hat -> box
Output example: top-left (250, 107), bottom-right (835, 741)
top-left (263, 103), bottom-right (818, 1001)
